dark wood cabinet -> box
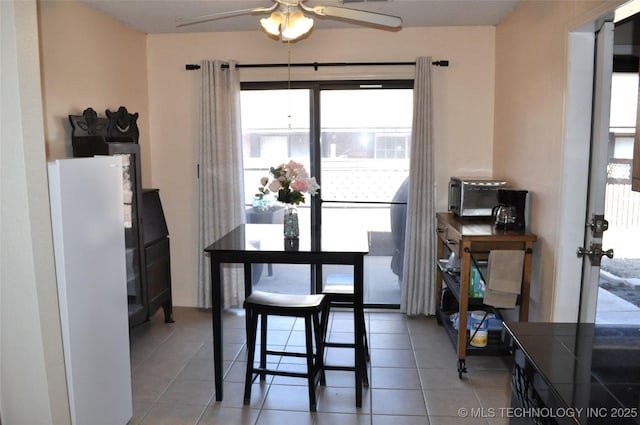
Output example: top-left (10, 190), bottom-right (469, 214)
top-left (69, 107), bottom-right (173, 327)
top-left (143, 189), bottom-right (173, 323)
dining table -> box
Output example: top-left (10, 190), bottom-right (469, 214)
top-left (204, 223), bottom-right (369, 407)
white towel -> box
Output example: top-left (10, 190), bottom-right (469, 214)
top-left (487, 250), bottom-right (525, 293)
top-left (483, 250), bottom-right (525, 308)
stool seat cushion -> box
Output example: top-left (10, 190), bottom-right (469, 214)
top-left (245, 291), bottom-right (324, 309)
top-left (323, 285), bottom-right (354, 295)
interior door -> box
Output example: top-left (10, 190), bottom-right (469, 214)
top-left (578, 21), bottom-right (615, 322)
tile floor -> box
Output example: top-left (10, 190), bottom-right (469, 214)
top-left (129, 307), bottom-right (513, 425)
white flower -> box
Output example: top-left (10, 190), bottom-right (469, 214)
top-left (306, 176), bottom-right (320, 195)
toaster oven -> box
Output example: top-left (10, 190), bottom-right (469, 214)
top-left (448, 177), bottom-right (508, 217)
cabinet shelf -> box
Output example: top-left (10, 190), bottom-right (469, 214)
top-left (437, 262), bottom-right (484, 306)
top-left (435, 308), bottom-right (509, 356)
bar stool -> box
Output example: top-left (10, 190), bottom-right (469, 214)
top-left (243, 291), bottom-right (326, 411)
top-left (321, 282), bottom-right (370, 387)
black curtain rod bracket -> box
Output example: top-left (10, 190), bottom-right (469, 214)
top-left (185, 60), bottom-right (448, 71)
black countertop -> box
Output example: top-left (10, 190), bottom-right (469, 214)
top-left (504, 322), bottom-right (640, 425)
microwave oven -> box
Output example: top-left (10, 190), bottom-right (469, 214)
top-left (448, 177), bottom-right (508, 217)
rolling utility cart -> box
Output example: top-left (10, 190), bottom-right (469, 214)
top-left (434, 212), bottom-right (537, 378)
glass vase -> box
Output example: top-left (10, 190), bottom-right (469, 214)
top-left (283, 204), bottom-right (299, 239)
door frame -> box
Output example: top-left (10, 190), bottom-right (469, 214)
top-left (555, 14), bottom-right (614, 322)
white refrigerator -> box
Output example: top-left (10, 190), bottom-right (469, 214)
top-left (48, 157), bottom-right (133, 425)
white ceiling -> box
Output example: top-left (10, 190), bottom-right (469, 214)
top-left (79, 0), bottom-right (522, 34)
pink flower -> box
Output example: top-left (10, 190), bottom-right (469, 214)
top-left (287, 159), bottom-right (303, 170)
top-left (268, 180), bottom-right (281, 192)
top-left (291, 180), bottom-right (309, 192)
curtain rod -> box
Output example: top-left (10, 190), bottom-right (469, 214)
top-left (185, 60), bottom-right (448, 71)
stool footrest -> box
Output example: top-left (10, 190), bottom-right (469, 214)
top-left (264, 349), bottom-right (310, 358)
top-left (251, 369), bottom-right (312, 379)
top-left (323, 364), bottom-right (356, 372)
top-left (324, 342), bottom-right (356, 348)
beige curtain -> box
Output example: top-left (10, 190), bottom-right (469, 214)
top-left (197, 60), bottom-right (245, 309)
top-left (401, 57), bottom-right (436, 316)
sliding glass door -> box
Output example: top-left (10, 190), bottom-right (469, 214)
top-left (240, 81), bottom-right (413, 306)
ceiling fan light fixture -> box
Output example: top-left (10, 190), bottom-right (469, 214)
top-left (281, 9), bottom-right (313, 41)
top-left (260, 11), bottom-right (284, 36)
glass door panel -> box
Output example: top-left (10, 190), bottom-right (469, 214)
top-left (114, 151), bottom-right (145, 319)
top-left (320, 89), bottom-right (413, 306)
top-left (241, 89), bottom-right (313, 293)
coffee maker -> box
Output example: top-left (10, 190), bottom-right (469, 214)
top-left (494, 189), bottom-right (528, 230)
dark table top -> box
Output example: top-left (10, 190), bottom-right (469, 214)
top-left (504, 322), bottom-right (640, 424)
top-left (204, 223), bottom-right (369, 255)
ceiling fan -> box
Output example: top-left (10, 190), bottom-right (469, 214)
top-left (175, 0), bottom-right (403, 42)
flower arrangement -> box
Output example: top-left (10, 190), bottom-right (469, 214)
top-left (256, 160), bottom-right (320, 205)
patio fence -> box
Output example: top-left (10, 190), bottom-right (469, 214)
top-left (605, 159), bottom-right (640, 228)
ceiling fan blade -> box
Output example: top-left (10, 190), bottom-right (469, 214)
top-left (303, 5), bottom-right (402, 29)
top-left (176, 5), bottom-right (277, 28)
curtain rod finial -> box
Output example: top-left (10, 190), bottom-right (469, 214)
top-left (186, 64), bottom-right (201, 70)
top-left (432, 60), bottom-right (449, 67)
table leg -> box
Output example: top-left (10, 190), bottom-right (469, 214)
top-left (244, 263), bottom-right (253, 297)
top-left (211, 260), bottom-right (224, 402)
top-left (354, 256), bottom-right (364, 408)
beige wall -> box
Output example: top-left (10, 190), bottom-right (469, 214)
top-left (146, 27), bottom-right (497, 306)
top-left (494, 0), bottom-right (622, 320)
top-left (1, 1), bottom-right (71, 423)
top-left (38, 0), bottom-right (151, 184)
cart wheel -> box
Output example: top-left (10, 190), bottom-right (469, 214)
top-left (457, 359), bottom-right (467, 379)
